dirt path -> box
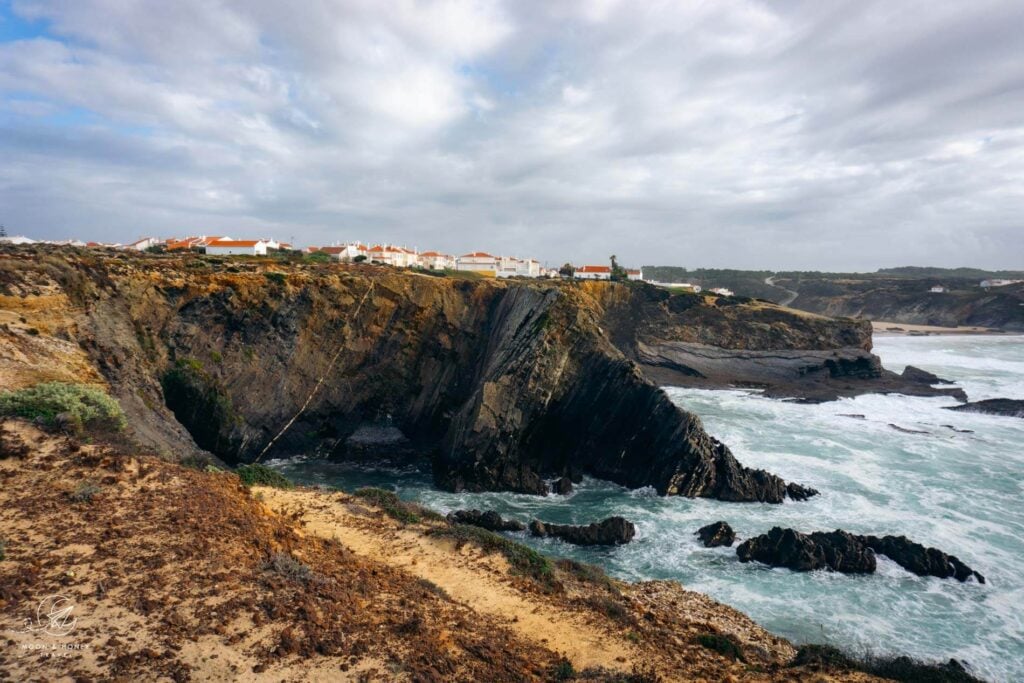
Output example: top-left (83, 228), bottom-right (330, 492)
top-left (258, 488), bottom-right (638, 673)
top-left (764, 275), bottom-right (799, 307)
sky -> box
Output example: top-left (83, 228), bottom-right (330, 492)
top-left (1, 0), bottom-right (1022, 270)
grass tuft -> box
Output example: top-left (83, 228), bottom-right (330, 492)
top-left (429, 523), bottom-right (557, 588)
top-left (351, 487), bottom-right (444, 524)
top-left (696, 632), bottom-right (745, 661)
top-left (69, 480), bottom-right (102, 503)
top-left (236, 463), bottom-right (294, 489)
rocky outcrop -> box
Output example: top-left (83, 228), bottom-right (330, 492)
top-left (946, 398), bottom-right (1024, 418)
top-left (736, 528), bottom-right (875, 574)
top-left (529, 517), bottom-right (636, 546)
top-left (900, 365), bottom-right (954, 385)
top-left (696, 522), bottom-right (735, 548)
top-left (737, 527), bottom-right (984, 582)
top-left (0, 245), bottom-right (890, 500)
top-left (447, 509), bottom-right (525, 532)
top-left (861, 535), bottom-right (986, 583)
top-left (550, 477), bottom-right (573, 495)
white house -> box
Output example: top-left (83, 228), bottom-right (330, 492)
top-left (205, 239), bottom-right (268, 256)
top-left (0, 235), bottom-right (36, 245)
top-left (980, 279), bottom-right (1023, 289)
top-left (929, 285), bottom-right (947, 293)
top-left (311, 243), bottom-right (368, 261)
top-left (710, 287), bottom-right (735, 296)
top-left (418, 251), bottom-right (455, 270)
top-left (456, 252), bottom-right (499, 275)
top-left (575, 265), bottom-right (611, 280)
top-left (125, 237), bottom-right (162, 251)
top-left (166, 235), bottom-right (231, 251)
top-left (626, 268), bottom-right (642, 281)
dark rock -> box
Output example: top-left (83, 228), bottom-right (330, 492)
top-left (945, 398), bottom-right (1024, 418)
top-left (738, 527), bottom-right (984, 583)
top-left (529, 516), bottom-right (636, 546)
top-left (786, 482), bottom-right (819, 501)
top-left (696, 521), bottom-right (735, 548)
top-left (736, 527), bottom-right (875, 573)
top-left (901, 365), bottom-right (954, 385)
top-left (941, 425), bottom-right (974, 433)
top-left (551, 477), bottom-right (573, 495)
top-left (861, 535), bottom-right (985, 584)
top-left (447, 509), bottom-right (525, 532)
top-left (839, 413), bottom-right (866, 419)
top-left (888, 424), bottom-right (930, 434)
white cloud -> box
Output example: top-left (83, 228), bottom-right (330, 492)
top-left (1, 0), bottom-right (1023, 269)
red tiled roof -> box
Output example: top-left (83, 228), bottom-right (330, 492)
top-left (420, 251), bottom-right (451, 257)
top-left (577, 265), bottom-right (611, 273)
top-left (460, 252), bottom-right (495, 258)
top-left (319, 246), bottom-right (347, 254)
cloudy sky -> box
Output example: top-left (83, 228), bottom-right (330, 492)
top-left (1, 0), bottom-right (1022, 270)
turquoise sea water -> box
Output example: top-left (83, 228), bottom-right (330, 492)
top-left (273, 335), bottom-right (1024, 682)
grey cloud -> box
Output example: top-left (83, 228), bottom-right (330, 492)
top-left (0, 0), bottom-right (1022, 269)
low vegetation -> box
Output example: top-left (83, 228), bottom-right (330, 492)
top-left (791, 644), bottom-right (983, 683)
top-left (0, 537), bottom-right (6, 561)
top-left (351, 486), bottom-right (444, 524)
top-left (69, 480), bottom-right (102, 503)
top-left (236, 463), bottom-right (294, 489)
top-left (430, 523), bottom-right (556, 588)
top-left (265, 551), bottom-right (323, 585)
top-left (695, 632), bottom-right (745, 661)
top-left (0, 382), bottom-right (126, 432)
top-left (555, 557), bottom-right (619, 593)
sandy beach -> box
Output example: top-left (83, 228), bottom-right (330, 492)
top-left (872, 320), bottom-right (1005, 336)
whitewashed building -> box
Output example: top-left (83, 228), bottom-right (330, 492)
top-left (575, 265), bottom-right (612, 280)
top-left (710, 287), bottom-right (735, 296)
top-left (205, 239), bottom-right (269, 256)
top-left (929, 285), bottom-right (947, 293)
top-left (456, 252), bottom-right (499, 275)
top-left (125, 237), bottom-right (162, 251)
top-left (418, 251), bottom-right (455, 270)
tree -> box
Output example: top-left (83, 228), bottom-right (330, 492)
top-left (353, 254), bottom-right (367, 263)
top-left (609, 255), bottom-right (628, 282)
top-left (558, 263), bottom-right (575, 278)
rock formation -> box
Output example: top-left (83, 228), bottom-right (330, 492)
top-left (447, 509), bottom-right (525, 532)
top-left (737, 527), bottom-right (984, 582)
top-left (529, 517), bottom-right (636, 546)
top-left (4, 245), bottom-right (950, 500)
top-left (550, 477), bottom-right (573, 495)
top-left (736, 528), bottom-right (875, 574)
top-left (946, 399), bottom-right (1024, 418)
top-left (696, 521), bottom-right (735, 548)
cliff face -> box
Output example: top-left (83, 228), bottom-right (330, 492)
top-left (0, 246), bottom-right (892, 499)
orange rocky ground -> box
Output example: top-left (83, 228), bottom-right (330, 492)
top-left (0, 420), bottom-right (881, 682)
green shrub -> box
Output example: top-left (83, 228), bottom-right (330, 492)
top-left (266, 552), bottom-right (316, 583)
top-left (263, 271), bottom-right (287, 285)
top-left (236, 463), bottom-right (294, 489)
top-left (552, 658), bottom-right (575, 681)
top-left (351, 486), bottom-right (446, 524)
top-left (556, 557), bottom-right (618, 593)
top-left (304, 251), bottom-right (332, 263)
top-left (696, 633), bottom-right (744, 661)
top-left (0, 382), bottom-right (126, 431)
top-left (209, 350), bottom-right (222, 363)
top-left (430, 523), bottom-right (555, 588)
top-left (415, 577), bottom-right (449, 599)
top-left (70, 480), bottom-right (102, 503)
top-left (583, 595), bottom-right (634, 625)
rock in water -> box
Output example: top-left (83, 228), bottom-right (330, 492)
top-left (861, 535), bottom-right (986, 584)
top-left (529, 516), bottom-right (636, 546)
top-left (447, 509), bottom-right (525, 532)
top-left (901, 365), bottom-right (954, 385)
top-left (738, 527), bottom-right (984, 583)
top-left (945, 398), bottom-right (1024, 418)
top-left (696, 521), bottom-right (736, 547)
top-left (737, 527), bottom-right (875, 573)
top-left (550, 477), bottom-right (573, 495)
top-left (785, 482), bottom-right (819, 501)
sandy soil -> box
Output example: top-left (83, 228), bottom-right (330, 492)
top-left (871, 320), bottom-right (1005, 335)
top-left (0, 420), bottom-right (879, 682)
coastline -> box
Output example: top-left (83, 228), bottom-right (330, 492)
top-left (871, 320), bottom-right (1006, 336)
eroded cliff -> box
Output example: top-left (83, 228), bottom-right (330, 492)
top-left (0, 246), bottom-right (911, 500)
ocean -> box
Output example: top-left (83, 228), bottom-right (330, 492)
top-left (272, 334), bottom-right (1024, 682)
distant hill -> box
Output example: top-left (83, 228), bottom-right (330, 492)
top-left (642, 265), bottom-right (1024, 330)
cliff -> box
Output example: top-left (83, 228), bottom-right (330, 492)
top-left (0, 245), bottom-right (947, 499)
